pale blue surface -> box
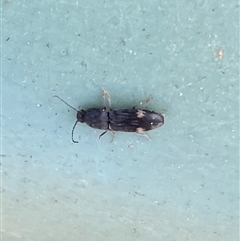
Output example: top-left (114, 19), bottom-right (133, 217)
top-left (2, 0), bottom-right (239, 240)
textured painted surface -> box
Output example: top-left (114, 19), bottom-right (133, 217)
top-left (2, 0), bottom-right (239, 240)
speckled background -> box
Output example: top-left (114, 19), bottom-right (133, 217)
top-left (2, 0), bottom-right (239, 240)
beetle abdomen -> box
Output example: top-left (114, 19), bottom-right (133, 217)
top-left (109, 109), bottom-right (164, 132)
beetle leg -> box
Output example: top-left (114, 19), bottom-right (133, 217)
top-left (102, 88), bottom-right (111, 108)
top-left (110, 130), bottom-right (115, 142)
top-left (132, 95), bottom-right (152, 109)
top-left (99, 129), bottom-right (115, 142)
top-left (136, 128), bottom-right (151, 140)
top-left (99, 130), bottom-right (108, 139)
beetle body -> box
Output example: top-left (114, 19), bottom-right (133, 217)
top-left (77, 108), bottom-right (164, 132)
top-left (54, 90), bottom-right (165, 143)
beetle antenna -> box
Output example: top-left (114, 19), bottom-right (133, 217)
top-left (71, 120), bottom-right (79, 143)
top-left (53, 95), bottom-right (79, 112)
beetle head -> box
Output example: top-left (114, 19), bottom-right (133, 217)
top-left (76, 110), bottom-right (86, 123)
top-left (70, 110), bottom-right (86, 143)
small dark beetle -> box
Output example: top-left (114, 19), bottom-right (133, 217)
top-left (53, 89), bottom-right (164, 143)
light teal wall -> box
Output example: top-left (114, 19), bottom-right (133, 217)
top-left (2, 0), bottom-right (239, 240)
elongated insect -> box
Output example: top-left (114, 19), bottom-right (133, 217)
top-left (53, 89), bottom-right (164, 143)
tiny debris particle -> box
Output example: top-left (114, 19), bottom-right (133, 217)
top-left (215, 48), bottom-right (223, 60)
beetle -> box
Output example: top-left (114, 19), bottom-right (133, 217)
top-left (53, 89), bottom-right (164, 143)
